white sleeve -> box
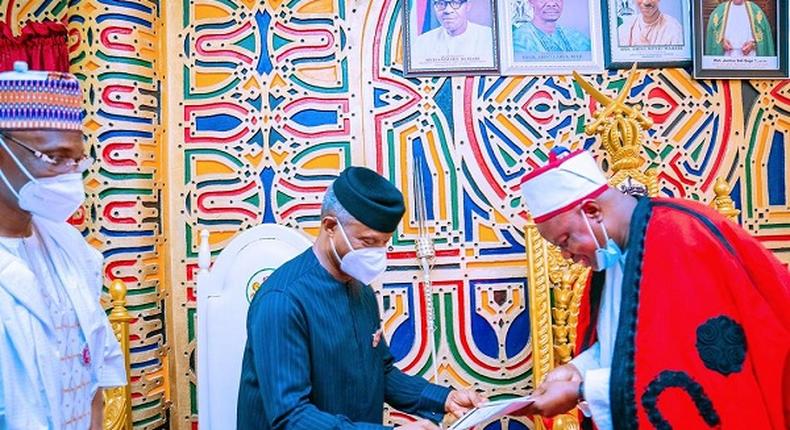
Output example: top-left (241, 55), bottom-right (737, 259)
top-left (569, 341), bottom-right (600, 375)
top-left (583, 367), bottom-right (612, 430)
top-left (97, 319), bottom-right (127, 388)
top-left (85, 244), bottom-right (128, 388)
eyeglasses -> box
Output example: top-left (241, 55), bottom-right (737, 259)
top-left (0, 133), bottom-right (93, 174)
top-left (433, 0), bottom-right (467, 11)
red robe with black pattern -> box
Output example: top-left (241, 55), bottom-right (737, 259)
top-left (573, 197), bottom-right (790, 429)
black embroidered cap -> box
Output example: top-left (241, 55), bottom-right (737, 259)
top-left (333, 166), bottom-right (405, 233)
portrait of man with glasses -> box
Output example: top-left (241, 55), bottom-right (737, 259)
top-left (405, 0), bottom-right (498, 74)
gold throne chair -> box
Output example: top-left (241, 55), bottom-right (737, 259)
top-left (524, 68), bottom-right (739, 430)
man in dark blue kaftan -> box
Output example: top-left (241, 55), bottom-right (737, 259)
top-left (237, 167), bottom-right (482, 430)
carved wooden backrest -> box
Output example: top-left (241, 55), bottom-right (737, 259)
top-left (524, 67), bottom-right (739, 430)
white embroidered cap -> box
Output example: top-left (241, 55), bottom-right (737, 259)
top-left (520, 149), bottom-right (608, 223)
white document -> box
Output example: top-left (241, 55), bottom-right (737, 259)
top-left (447, 397), bottom-right (534, 430)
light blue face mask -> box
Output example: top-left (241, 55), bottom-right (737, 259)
top-left (582, 212), bottom-right (625, 272)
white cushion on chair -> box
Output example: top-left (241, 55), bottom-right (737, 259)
top-left (197, 224), bottom-right (313, 430)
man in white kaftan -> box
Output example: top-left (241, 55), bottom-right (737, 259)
top-left (0, 61), bottom-right (126, 430)
top-left (411, 0), bottom-right (494, 66)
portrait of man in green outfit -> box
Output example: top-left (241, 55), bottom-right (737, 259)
top-left (512, 0), bottom-right (592, 55)
top-left (704, 0), bottom-right (775, 57)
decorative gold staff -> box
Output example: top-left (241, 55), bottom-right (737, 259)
top-left (413, 155), bottom-right (440, 386)
top-left (572, 64), bottom-right (659, 196)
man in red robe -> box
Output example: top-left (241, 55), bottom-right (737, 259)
top-left (516, 148), bottom-right (789, 429)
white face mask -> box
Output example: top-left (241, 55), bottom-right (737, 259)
top-left (330, 222), bottom-right (388, 285)
top-left (0, 136), bottom-right (86, 223)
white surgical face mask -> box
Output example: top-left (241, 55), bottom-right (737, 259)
top-left (330, 222), bottom-right (388, 285)
top-left (0, 136), bottom-right (85, 222)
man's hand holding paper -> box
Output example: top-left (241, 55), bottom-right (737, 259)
top-left (446, 397), bottom-right (534, 430)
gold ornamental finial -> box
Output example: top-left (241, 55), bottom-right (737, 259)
top-left (572, 64), bottom-right (652, 173)
top-left (110, 279), bottom-right (127, 306)
top-left (712, 177), bottom-right (740, 222)
top-left (572, 64), bottom-right (658, 197)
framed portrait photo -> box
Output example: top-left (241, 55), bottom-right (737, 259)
top-left (403, 0), bottom-right (500, 75)
top-left (693, 0), bottom-right (788, 78)
top-left (603, 0), bottom-right (693, 68)
top-left (496, 0), bottom-right (604, 75)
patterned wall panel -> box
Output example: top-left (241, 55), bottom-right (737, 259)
top-left (360, 1), bottom-right (533, 427)
top-left (0, 0), bottom-right (65, 24)
top-left (736, 80), bottom-right (790, 263)
top-left (0, 1), bottom-right (170, 428)
top-left (166, 0), bottom-right (362, 427)
top-left (70, 1), bottom-right (170, 428)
